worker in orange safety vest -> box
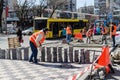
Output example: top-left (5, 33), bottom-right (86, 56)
top-left (101, 25), bottom-right (108, 44)
top-left (66, 24), bottom-right (72, 44)
top-left (86, 26), bottom-right (93, 43)
top-left (29, 28), bottom-right (49, 63)
top-left (110, 22), bottom-right (117, 47)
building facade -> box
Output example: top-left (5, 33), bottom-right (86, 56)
top-left (78, 6), bottom-right (94, 14)
top-left (94, 0), bottom-right (120, 21)
top-left (2, 0), bottom-right (18, 22)
top-left (47, 0), bottom-right (76, 12)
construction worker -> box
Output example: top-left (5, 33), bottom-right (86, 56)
top-left (110, 22), bottom-right (117, 47)
top-left (86, 26), bottom-right (93, 43)
top-left (66, 24), bottom-right (72, 44)
top-left (29, 28), bottom-right (49, 63)
top-left (101, 25), bottom-right (108, 44)
top-left (82, 27), bottom-right (87, 37)
top-left (74, 30), bottom-right (83, 42)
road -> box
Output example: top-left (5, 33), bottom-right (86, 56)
top-left (0, 34), bottom-right (61, 49)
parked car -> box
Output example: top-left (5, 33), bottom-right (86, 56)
top-left (22, 27), bottom-right (33, 35)
top-left (9, 29), bottom-right (17, 34)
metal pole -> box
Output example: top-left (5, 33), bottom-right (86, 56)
top-left (3, 0), bottom-right (7, 34)
top-left (110, 0), bottom-right (113, 23)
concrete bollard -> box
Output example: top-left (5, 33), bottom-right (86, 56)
top-left (80, 49), bottom-right (85, 64)
top-left (46, 47), bottom-right (52, 62)
top-left (74, 50), bottom-right (79, 62)
top-left (53, 47), bottom-right (57, 62)
top-left (5, 49), bottom-right (11, 59)
top-left (16, 48), bottom-right (22, 60)
top-left (64, 48), bottom-right (68, 63)
top-left (11, 48), bottom-right (17, 60)
top-left (58, 47), bottom-right (63, 62)
top-left (41, 47), bottom-right (45, 62)
top-left (84, 50), bottom-right (90, 63)
top-left (69, 47), bottom-right (73, 62)
top-left (24, 47), bottom-right (29, 60)
top-left (0, 49), bottom-right (5, 59)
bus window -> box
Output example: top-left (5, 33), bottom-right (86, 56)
top-left (49, 22), bottom-right (59, 37)
top-left (34, 19), bottom-right (47, 30)
top-left (73, 22), bottom-right (80, 29)
top-left (79, 21), bottom-right (83, 28)
top-left (58, 22), bottom-right (66, 30)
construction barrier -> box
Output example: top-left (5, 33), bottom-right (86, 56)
top-left (70, 45), bottom-right (114, 80)
top-left (0, 47), bottom-right (100, 63)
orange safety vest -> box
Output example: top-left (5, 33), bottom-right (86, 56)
top-left (66, 26), bottom-right (72, 34)
top-left (111, 25), bottom-right (116, 35)
top-left (29, 31), bottom-right (45, 47)
top-left (86, 29), bottom-right (92, 37)
top-left (74, 32), bottom-right (83, 40)
top-left (102, 27), bottom-right (107, 35)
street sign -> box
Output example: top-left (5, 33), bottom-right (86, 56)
top-left (108, 13), bottom-right (113, 19)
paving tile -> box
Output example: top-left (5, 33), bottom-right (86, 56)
top-left (0, 58), bottom-right (120, 80)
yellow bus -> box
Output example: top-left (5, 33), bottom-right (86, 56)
top-left (33, 17), bottom-right (88, 38)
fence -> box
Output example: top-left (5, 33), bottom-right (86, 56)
top-left (0, 47), bottom-right (101, 63)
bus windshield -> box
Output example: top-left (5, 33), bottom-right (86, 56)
top-left (34, 19), bottom-right (47, 30)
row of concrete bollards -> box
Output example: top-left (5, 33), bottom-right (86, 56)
top-left (40, 47), bottom-right (92, 63)
top-left (0, 47), bottom-right (29, 60)
top-left (0, 47), bottom-right (101, 63)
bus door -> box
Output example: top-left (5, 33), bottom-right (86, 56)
top-left (50, 22), bottom-right (59, 38)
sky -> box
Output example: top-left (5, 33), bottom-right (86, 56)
top-left (17, 0), bottom-right (94, 9)
top-left (76, 0), bottom-right (94, 9)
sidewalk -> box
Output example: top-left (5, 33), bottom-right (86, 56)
top-left (0, 59), bottom-right (89, 80)
top-left (0, 59), bottom-right (120, 80)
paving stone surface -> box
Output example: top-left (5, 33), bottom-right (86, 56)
top-left (0, 59), bottom-right (91, 80)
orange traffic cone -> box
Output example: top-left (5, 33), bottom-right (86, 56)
top-left (94, 45), bottom-right (111, 73)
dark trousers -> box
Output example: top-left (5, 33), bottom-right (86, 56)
top-left (66, 34), bottom-right (72, 43)
top-left (86, 36), bottom-right (91, 44)
top-left (112, 35), bottom-right (115, 47)
top-left (102, 34), bottom-right (107, 44)
top-left (29, 41), bottom-right (38, 63)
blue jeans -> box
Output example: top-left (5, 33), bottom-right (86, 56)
top-left (29, 41), bottom-right (38, 63)
top-left (66, 34), bottom-right (72, 43)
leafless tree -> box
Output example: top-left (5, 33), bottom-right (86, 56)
top-left (13, 0), bottom-right (69, 29)
top-left (48, 0), bottom-right (67, 18)
top-left (34, 0), bottom-right (47, 17)
top-left (33, 0), bottom-right (67, 18)
top-left (14, 0), bottom-right (35, 29)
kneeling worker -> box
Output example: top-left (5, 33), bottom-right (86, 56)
top-left (29, 28), bottom-right (49, 63)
